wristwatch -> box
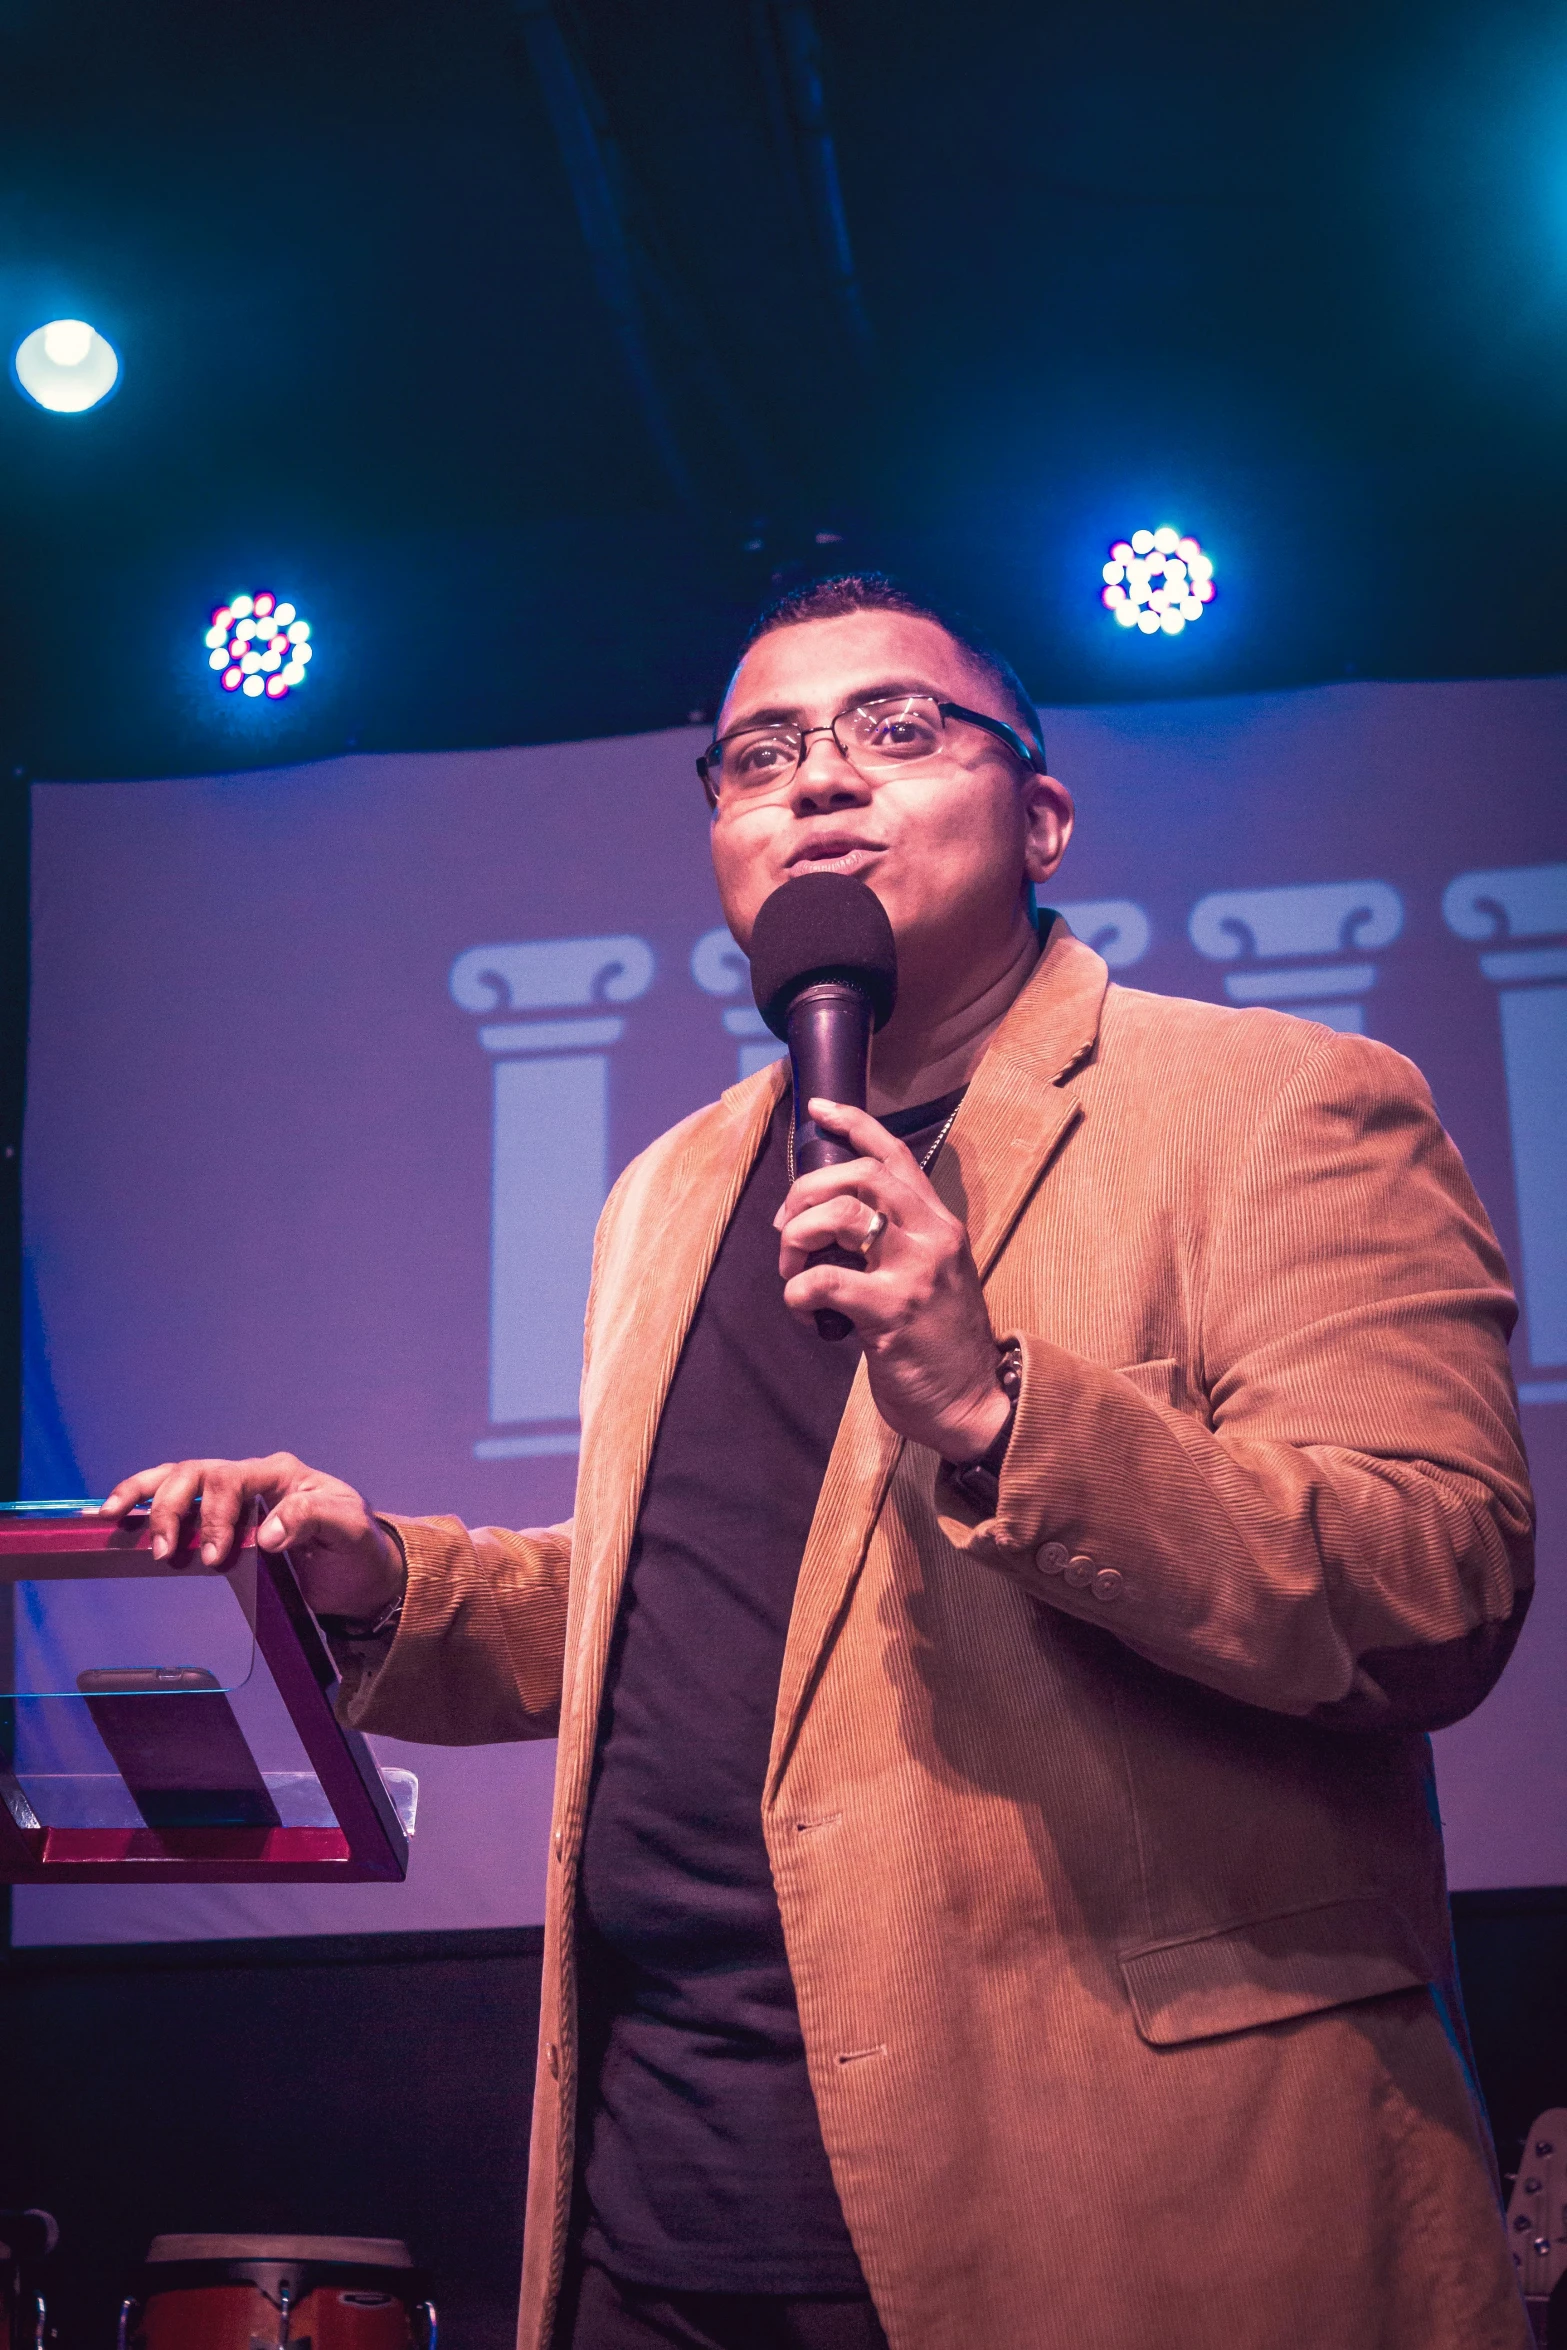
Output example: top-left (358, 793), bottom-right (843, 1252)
top-left (938, 1337), bottom-right (1023, 1516)
top-left (315, 1585), bottom-right (406, 1643)
top-left (314, 1525), bottom-right (409, 1643)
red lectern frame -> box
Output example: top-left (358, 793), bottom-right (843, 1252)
top-left (0, 1513), bottom-right (409, 1883)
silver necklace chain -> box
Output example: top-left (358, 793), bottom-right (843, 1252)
top-left (786, 1104), bottom-right (960, 1188)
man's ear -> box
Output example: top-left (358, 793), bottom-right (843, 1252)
top-left (1021, 773), bottom-right (1075, 885)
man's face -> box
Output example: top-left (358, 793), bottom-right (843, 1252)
top-left (707, 610), bottom-right (1074, 968)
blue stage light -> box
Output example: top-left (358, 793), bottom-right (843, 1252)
top-left (1101, 528), bottom-right (1214, 636)
top-left (13, 319), bottom-right (120, 412)
top-left (207, 593), bottom-right (313, 699)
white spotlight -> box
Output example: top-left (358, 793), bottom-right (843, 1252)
top-left (43, 319), bottom-right (93, 366)
top-left (1102, 527), bottom-right (1216, 637)
top-left (206, 591), bottom-right (315, 701)
top-left (13, 319), bottom-right (120, 413)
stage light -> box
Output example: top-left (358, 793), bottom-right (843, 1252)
top-left (1102, 528), bottom-right (1215, 636)
top-left (44, 320), bottom-right (91, 365)
top-left (13, 319), bottom-right (120, 412)
top-left (206, 593), bottom-right (314, 700)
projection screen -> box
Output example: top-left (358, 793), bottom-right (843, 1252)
top-left (16, 674), bottom-right (1566, 1943)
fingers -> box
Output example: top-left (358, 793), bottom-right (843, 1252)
top-left (143, 1461), bottom-right (210, 1562)
top-left (95, 1466), bottom-right (178, 1520)
top-left (774, 1155), bottom-right (919, 1231)
top-left (193, 1461), bottom-right (272, 1568)
top-left (255, 1481), bottom-right (370, 1556)
top-left (774, 1103), bottom-right (939, 1233)
top-left (781, 1258), bottom-right (896, 1333)
top-left (95, 1453), bottom-right (306, 1567)
top-left (773, 1150), bottom-right (882, 1212)
top-left (805, 1099), bottom-right (913, 1166)
top-left (778, 1195), bottom-right (892, 1277)
top-left (776, 1125), bottom-right (958, 1285)
top-left (88, 1455), bottom-right (394, 1617)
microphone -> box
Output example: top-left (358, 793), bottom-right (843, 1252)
top-left (750, 874), bottom-right (898, 1341)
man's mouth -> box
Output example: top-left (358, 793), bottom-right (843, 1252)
top-left (785, 841), bottom-right (884, 877)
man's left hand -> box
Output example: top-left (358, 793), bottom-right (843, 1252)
top-left (775, 1098), bottom-right (1010, 1463)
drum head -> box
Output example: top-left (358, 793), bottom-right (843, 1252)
top-left (145, 2240), bottom-right (412, 2269)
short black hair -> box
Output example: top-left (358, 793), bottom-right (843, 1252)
top-left (736, 571), bottom-right (1045, 764)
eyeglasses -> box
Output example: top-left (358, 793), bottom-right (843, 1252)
top-left (696, 692), bottom-right (1046, 811)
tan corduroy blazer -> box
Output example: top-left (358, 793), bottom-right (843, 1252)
top-left (351, 918), bottom-right (1535, 2350)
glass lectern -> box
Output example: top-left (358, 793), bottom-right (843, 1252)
top-left (0, 1506), bottom-right (413, 1882)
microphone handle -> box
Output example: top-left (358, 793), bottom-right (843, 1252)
top-left (785, 982), bottom-right (874, 1343)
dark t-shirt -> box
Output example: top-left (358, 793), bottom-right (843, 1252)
top-left (575, 1083), bottom-right (966, 2296)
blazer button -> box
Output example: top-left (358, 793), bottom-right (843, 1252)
top-left (553, 1826), bottom-right (564, 1862)
top-left (546, 2041), bottom-right (560, 2079)
top-left (1036, 1541), bottom-right (1070, 1575)
top-left (1091, 1568), bottom-right (1123, 1601)
top-left (1064, 1554), bottom-right (1094, 1587)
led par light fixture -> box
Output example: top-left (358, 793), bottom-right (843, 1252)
top-left (1101, 529), bottom-right (1215, 636)
top-left (205, 593), bottom-right (313, 699)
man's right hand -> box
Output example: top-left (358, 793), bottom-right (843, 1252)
top-left (94, 1454), bottom-right (405, 1624)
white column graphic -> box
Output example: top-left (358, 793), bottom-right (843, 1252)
top-left (691, 926), bottom-right (786, 1081)
top-left (450, 936), bottom-right (655, 1458)
top-left (1442, 863), bottom-right (1567, 1405)
top-left (1052, 898), bottom-right (1152, 970)
top-left (1188, 880), bottom-right (1403, 1034)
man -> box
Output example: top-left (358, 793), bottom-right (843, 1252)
top-left (102, 574), bottom-right (1534, 2350)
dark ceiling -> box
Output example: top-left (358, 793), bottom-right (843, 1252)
top-left (1, 0), bottom-right (1564, 778)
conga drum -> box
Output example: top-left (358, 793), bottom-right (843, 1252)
top-left (122, 2236), bottom-right (435, 2350)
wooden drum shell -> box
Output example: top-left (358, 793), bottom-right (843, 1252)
top-left (128, 2240), bottom-right (432, 2350)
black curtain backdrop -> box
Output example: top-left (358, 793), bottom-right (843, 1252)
top-left (1, 1899), bottom-right (1564, 2350)
top-left (0, 1928), bottom-right (543, 2350)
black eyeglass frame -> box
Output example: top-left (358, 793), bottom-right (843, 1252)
top-left (696, 697), bottom-right (1047, 811)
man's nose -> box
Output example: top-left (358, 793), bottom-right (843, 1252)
top-left (789, 732), bottom-right (872, 813)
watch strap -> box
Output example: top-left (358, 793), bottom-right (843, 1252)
top-left (938, 1337), bottom-right (1023, 1515)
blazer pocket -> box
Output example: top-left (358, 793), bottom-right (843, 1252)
top-left (1118, 1894), bottom-right (1436, 2047)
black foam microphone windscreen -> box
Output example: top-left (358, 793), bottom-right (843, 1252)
top-left (749, 872), bottom-right (898, 1042)
top-left (748, 875), bottom-right (898, 1340)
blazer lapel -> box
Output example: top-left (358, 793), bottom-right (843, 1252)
top-left (931, 917), bottom-right (1107, 1275)
top-left (767, 919), bottom-right (1109, 1795)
